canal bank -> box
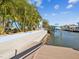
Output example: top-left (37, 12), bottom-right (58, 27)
top-left (31, 45), bottom-right (79, 59)
top-left (47, 30), bottom-right (79, 51)
top-left (0, 30), bottom-right (79, 59)
top-left (24, 30), bottom-right (79, 59)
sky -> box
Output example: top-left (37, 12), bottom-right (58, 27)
top-left (28, 0), bottom-right (79, 26)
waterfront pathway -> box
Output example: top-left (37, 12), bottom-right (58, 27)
top-left (0, 30), bottom-right (47, 59)
top-left (32, 45), bottom-right (79, 59)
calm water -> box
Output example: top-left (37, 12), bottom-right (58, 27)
top-left (48, 30), bottom-right (79, 50)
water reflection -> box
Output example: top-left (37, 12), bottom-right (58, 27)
top-left (48, 30), bottom-right (79, 51)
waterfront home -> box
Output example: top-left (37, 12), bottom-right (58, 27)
top-left (61, 24), bottom-right (79, 32)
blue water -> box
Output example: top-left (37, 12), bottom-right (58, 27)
top-left (48, 30), bottom-right (79, 50)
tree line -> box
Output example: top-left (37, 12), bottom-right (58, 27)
top-left (0, 0), bottom-right (55, 35)
top-left (0, 0), bottom-right (42, 34)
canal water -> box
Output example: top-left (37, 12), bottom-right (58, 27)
top-left (47, 30), bottom-right (79, 50)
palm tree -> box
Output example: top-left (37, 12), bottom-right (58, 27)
top-left (42, 19), bottom-right (49, 30)
top-left (0, 0), bottom-right (42, 34)
top-left (25, 4), bottom-right (42, 30)
top-left (14, 0), bottom-right (42, 31)
top-left (0, 0), bottom-right (16, 34)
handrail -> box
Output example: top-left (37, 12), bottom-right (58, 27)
top-left (11, 33), bottom-right (48, 59)
top-left (11, 42), bottom-right (42, 59)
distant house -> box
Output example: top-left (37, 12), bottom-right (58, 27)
top-left (77, 22), bottom-right (79, 27)
top-left (68, 24), bottom-right (77, 31)
top-left (61, 24), bottom-right (79, 32)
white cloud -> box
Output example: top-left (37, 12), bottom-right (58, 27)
top-left (28, 0), bottom-right (42, 7)
top-left (54, 4), bottom-right (60, 10)
top-left (66, 4), bottom-right (73, 9)
top-left (68, 0), bottom-right (79, 4)
top-left (67, 0), bottom-right (79, 9)
top-left (34, 0), bottom-right (42, 7)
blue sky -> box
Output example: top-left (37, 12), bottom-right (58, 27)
top-left (28, 0), bottom-right (79, 26)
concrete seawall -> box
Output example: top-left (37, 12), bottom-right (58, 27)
top-left (1, 30), bottom-right (79, 59)
top-left (32, 45), bottom-right (79, 59)
top-left (0, 30), bottom-right (47, 59)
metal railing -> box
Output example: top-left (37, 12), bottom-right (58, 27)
top-left (11, 42), bottom-right (42, 59)
top-left (10, 33), bottom-right (47, 59)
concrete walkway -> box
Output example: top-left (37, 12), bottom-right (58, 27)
top-left (32, 45), bottom-right (79, 59)
top-left (0, 30), bottom-right (47, 59)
